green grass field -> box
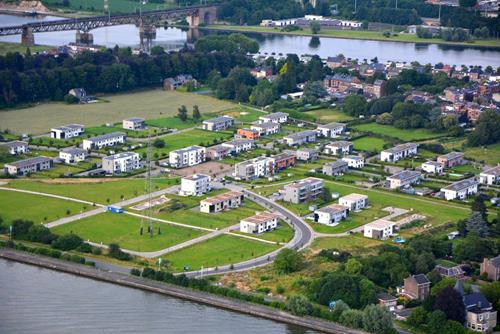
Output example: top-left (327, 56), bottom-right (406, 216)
top-left (42, 0), bottom-right (176, 14)
top-left (309, 205), bottom-right (387, 234)
top-left (303, 108), bottom-right (354, 124)
top-left (311, 235), bottom-right (386, 256)
top-left (163, 234), bottom-right (279, 271)
top-left (441, 139), bottom-right (500, 165)
top-left (217, 106), bottom-right (266, 123)
top-left (146, 117), bottom-right (203, 130)
top-left (30, 136), bottom-right (80, 148)
top-left (0, 90), bottom-right (235, 135)
top-left (0, 42), bottom-right (54, 56)
top-left (352, 136), bottom-right (387, 152)
top-left (85, 125), bottom-right (166, 138)
top-left (234, 222), bottom-right (294, 243)
top-left (51, 212), bottom-right (206, 252)
top-left (0, 190), bottom-right (90, 224)
top-left (352, 123), bottom-right (446, 141)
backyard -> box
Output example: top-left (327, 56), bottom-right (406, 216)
top-left (303, 108), bottom-right (354, 123)
top-left (352, 123), bottom-right (447, 141)
top-left (352, 136), bottom-right (387, 152)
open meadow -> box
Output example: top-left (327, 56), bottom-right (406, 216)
top-left (352, 123), bottom-right (446, 141)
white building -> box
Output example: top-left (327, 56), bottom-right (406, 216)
top-left (180, 174), bottom-right (211, 196)
top-left (421, 161), bottom-right (444, 174)
top-left (200, 191), bottom-right (244, 213)
top-left (202, 116), bottom-right (234, 131)
top-left (59, 147), bottom-right (88, 164)
top-left (51, 124), bottom-right (85, 140)
top-left (240, 212), bottom-right (280, 234)
top-left (283, 177), bottom-right (324, 204)
top-left (324, 141), bottom-right (352, 155)
top-left (283, 130), bottom-right (317, 146)
top-left (4, 156), bottom-right (53, 176)
top-left (386, 170), bottom-right (422, 189)
top-left (316, 122), bottom-right (346, 138)
top-left (314, 204), bottom-right (349, 226)
top-left (339, 193), bottom-right (368, 211)
top-left (221, 139), bottom-right (254, 155)
top-left (234, 156), bottom-right (272, 180)
top-left (169, 145), bottom-right (206, 168)
top-left (342, 155), bottom-right (365, 169)
top-left (364, 220), bottom-right (396, 239)
top-left (441, 178), bottom-right (479, 201)
top-left (82, 132), bottom-right (126, 150)
top-left (250, 122), bottom-right (280, 136)
top-left (0, 141), bottom-right (29, 155)
top-left (258, 112), bottom-right (288, 124)
top-left (479, 166), bottom-right (500, 185)
top-left (102, 152), bottom-right (140, 174)
top-left (122, 117), bottom-right (145, 130)
top-left (380, 143), bottom-right (419, 163)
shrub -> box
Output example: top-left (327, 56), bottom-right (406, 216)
top-left (52, 233), bottom-right (83, 251)
top-left (287, 295), bottom-right (314, 316)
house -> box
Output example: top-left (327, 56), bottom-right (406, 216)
top-left (68, 88), bottom-right (93, 103)
top-left (250, 122), bottom-right (281, 136)
top-left (342, 155), bottom-right (364, 169)
top-left (4, 156), bottom-right (53, 176)
top-left (455, 280), bottom-right (497, 333)
top-left (0, 141), bottom-right (29, 155)
top-left (376, 293), bottom-right (398, 311)
top-left (481, 256), bottom-right (500, 281)
top-left (380, 143), bottom-right (419, 163)
top-left (236, 128), bottom-right (260, 140)
top-left (322, 160), bottom-right (349, 176)
top-left (169, 145), bottom-right (206, 168)
top-left (421, 161), bottom-right (444, 174)
top-left (435, 264), bottom-right (465, 279)
top-left (316, 122), bottom-right (346, 138)
top-left (402, 274), bottom-right (430, 301)
top-left (363, 79), bottom-right (386, 98)
top-left (283, 130), bottom-right (317, 146)
top-left (295, 148), bottom-right (318, 162)
top-left (82, 132), bottom-right (126, 150)
top-left (206, 145), bottom-right (232, 161)
top-left (339, 193), bottom-right (368, 211)
top-left (202, 116), bottom-right (234, 132)
top-left (323, 74), bottom-right (362, 93)
top-left (281, 92), bottom-right (304, 100)
top-left (180, 174), bottom-right (211, 196)
top-left (199, 191), bottom-right (244, 213)
top-left (59, 147), bottom-right (88, 164)
top-left (269, 152), bottom-right (296, 172)
top-left (122, 117), bottom-right (145, 130)
top-left (314, 204), bottom-right (349, 225)
top-left (444, 87), bottom-right (464, 103)
top-left (51, 124), bottom-right (85, 140)
top-left (163, 74), bottom-right (197, 90)
top-left (441, 178), bottom-right (479, 200)
top-left (240, 212), bottom-right (280, 234)
top-left (324, 141), bottom-right (352, 156)
top-left (102, 152), bottom-right (141, 174)
top-left (221, 139), bottom-right (254, 155)
top-left (387, 170), bottom-right (422, 189)
top-left (283, 177), bottom-right (324, 204)
top-left (250, 66), bottom-right (273, 79)
top-left (364, 219), bottom-right (396, 239)
top-left (234, 156), bottom-right (272, 181)
top-left (480, 166), bottom-right (500, 185)
top-left (437, 151), bottom-right (465, 168)
top-left (258, 112), bottom-right (288, 124)
top-left (326, 55), bottom-right (346, 69)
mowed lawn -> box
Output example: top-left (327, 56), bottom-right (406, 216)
top-left (0, 190), bottom-right (90, 224)
top-left (352, 123), bottom-right (446, 141)
top-left (352, 136), bottom-right (387, 152)
top-left (304, 108), bottom-right (354, 123)
top-left (311, 235), bottom-right (387, 256)
top-left (52, 213), bottom-right (206, 252)
top-left (5, 178), bottom-right (179, 204)
top-left (234, 221), bottom-right (295, 243)
top-left (0, 90), bottom-right (235, 135)
top-left (163, 234), bottom-right (279, 271)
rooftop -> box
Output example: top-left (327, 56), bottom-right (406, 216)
top-left (285, 130), bottom-right (317, 140)
top-left (383, 142), bottom-right (418, 154)
top-left (438, 151), bottom-right (464, 160)
top-left (481, 165), bottom-right (500, 177)
top-left (124, 117), bottom-right (145, 122)
top-left (201, 191), bottom-right (243, 205)
top-left (316, 203), bottom-right (348, 215)
top-left (411, 274), bottom-right (430, 285)
top-left (441, 178), bottom-right (478, 192)
top-left (423, 160), bottom-right (442, 167)
top-left (5, 156), bottom-right (52, 168)
top-left (365, 219), bottom-right (395, 230)
top-left (387, 170), bottom-right (421, 181)
top-left (241, 211), bottom-right (281, 225)
top-left (103, 152), bottom-right (139, 161)
top-left (326, 140), bottom-right (352, 148)
top-left (324, 160), bottom-right (348, 168)
top-left (223, 139), bottom-right (254, 146)
top-left (52, 123), bottom-right (84, 131)
top-left (183, 174), bottom-right (210, 181)
top-left (61, 147), bottom-right (87, 155)
top-left (260, 112), bottom-right (288, 120)
top-left (84, 132), bottom-right (126, 143)
top-left (203, 116), bottom-right (234, 124)
top-left (172, 145), bottom-right (205, 154)
top-left (339, 193), bottom-right (368, 202)
top-left (285, 177), bottom-right (324, 189)
top-left (342, 155), bottom-right (363, 161)
top-left (0, 140), bottom-right (28, 148)
top-left (376, 292), bottom-right (397, 302)
top-left (318, 122), bottom-right (346, 130)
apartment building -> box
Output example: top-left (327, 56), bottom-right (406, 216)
top-left (82, 132), bottom-right (126, 150)
top-left (339, 193), bottom-right (368, 211)
top-left (316, 122), bottom-right (346, 138)
top-left (295, 148), bottom-right (318, 161)
top-left (59, 147), bottom-right (88, 164)
top-left (200, 191), bottom-right (244, 213)
top-left (380, 143), bottom-right (419, 163)
top-left (51, 124), bottom-right (85, 140)
top-left (102, 152), bottom-right (141, 174)
top-left (250, 122), bottom-right (281, 136)
top-left (180, 174), bottom-right (211, 196)
top-left (322, 160), bottom-right (349, 176)
top-left (314, 204), bottom-right (349, 225)
top-left (240, 212), bottom-right (280, 234)
top-left (258, 112), bottom-right (288, 124)
top-left (441, 178), bottom-right (479, 200)
top-left (437, 151), bottom-right (465, 168)
top-left (202, 116), bottom-right (234, 131)
top-left (0, 141), bottom-right (29, 155)
top-left (342, 155), bottom-right (365, 169)
top-left (386, 170), bottom-right (422, 189)
top-left (479, 166), bottom-right (500, 185)
top-left (122, 117), bottom-right (145, 130)
top-left (4, 156), bottom-right (53, 176)
top-left (233, 153), bottom-right (296, 180)
top-left (283, 177), bottom-right (324, 204)
top-left (324, 141), bottom-right (352, 156)
top-left (421, 161), bottom-right (444, 174)
top-left (221, 139), bottom-right (254, 155)
top-left (169, 145), bottom-right (206, 168)
top-left (269, 152), bottom-right (296, 172)
top-left (205, 145), bottom-right (231, 161)
top-left (283, 130), bottom-right (317, 146)
top-left (236, 128), bottom-right (260, 140)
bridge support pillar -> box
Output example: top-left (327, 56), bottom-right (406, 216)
top-left (139, 23), bottom-right (156, 53)
top-left (76, 31), bottom-right (94, 45)
top-left (187, 7), bottom-right (217, 28)
top-left (21, 26), bottom-right (34, 46)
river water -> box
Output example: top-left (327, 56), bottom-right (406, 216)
top-left (0, 259), bottom-right (317, 334)
top-left (0, 14), bottom-right (499, 67)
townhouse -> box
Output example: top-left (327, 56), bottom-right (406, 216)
top-left (205, 145), bottom-right (232, 161)
top-left (179, 174), bottom-right (211, 196)
top-left (82, 132), bottom-right (126, 150)
top-left (0, 141), bottom-right (29, 155)
top-left (324, 141), bottom-right (352, 156)
top-left (479, 165), bottom-right (500, 185)
top-left (102, 152), bottom-right (141, 174)
top-left (342, 155), bottom-right (365, 169)
top-left (221, 139), bottom-right (254, 155)
top-left (380, 143), bottom-right (419, 163)
top-left (339, 193), bottom-right (368, 211)
top-left (437, 151), bottom-right (465, 168)
top-left (316, 122), bottom-right (346, 138)
top-left (323, 74), bottom-right (362, 93)
top-left (240, 212), bottom-right (280, 234)
top-left (364, 219), bottom-right (396, 239)
top-left (202, 116), bottom-right (234, 132)
top-left (363, 79), bottom-right (386, 98)
top-left (51, 124), bottom-right (85, 140)
top-left (122, 117), bottom-right (145, 130)
top-left (314, 204), bottom-right (349, 226)
top-left (480, 255), bottom-right (500, 281)
top-left (295, 148), bottom-right (318, 162)
top-left (386, 170), bottom-right (422, 189)
top-left (402, 274), bottom-right (430, 301)
top-left (199, 191), bottom-right (244, 213)
top-left (283, 177), bottom-right (324, 204)
top-left (59, 147), bottom-right (88, 164)
top-left (441, 178), bottom-right (479, 200)
top-left (421, 160), bottom-right (443, 174)
top-left (4, 156), bottom-right (53, 176)
top-left (322, 160), bottom-right (349, 176)
top-left (283, 130), bottom-right (317, 146)
top-left (169, 145), bottom-right (206, 168)
top-left (258, 112), bottom-right (288, 124)
top-left (236, 128), bottom-right (260, 140)
top-left (269, 152), bottom-right (296, 172)
top-left (250, 122), bottom-right (281, 136)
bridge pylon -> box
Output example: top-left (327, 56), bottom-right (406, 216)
top-left (76, 30), bottom-right (94, 45)
top-left (139, 23), bottom-right (156, 53)
top-left (21, 26), bottom-right (34, 46)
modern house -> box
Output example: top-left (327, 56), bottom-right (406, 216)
top-left (364, 220), bottom-right (396, 239)
top-left (283, 130), bottom-right (317, 146)
top-left (295, 148), bottom-right (318, 162)
top-left (4, 156), bottom-right (53, 176)
top-left (258, 112), bottom-right (288, 124)
top-left (316, 122), bottom-right (346, 138)
top-left (283, 177), bottom-right (324, 204)
top-left (455, 280), bottom-right (498, 333)
top-left (180, 174), bottom-right (211, 196)
top-left (102, 152), bottom-right (141, 174)
top-left (324, 141), bottom-right (353, 156)
top-left (59, 147), bottom-right (88, 164)
top-left (221, 139), bottom-right (254, 155)
top-left (479, 166), bottom-right (500, 185)
top-left (386, 170), bottom-right (422, 189)
top-left (380, 143), bottom-right (419, 163)
top-left (339, 193), bottom-right (368, 211)
top-left (322, 160), bottom-right (349, 176)
top-left (202, 116), bottom-right (234, 132)
top-left (402, 274), bottom-right (430, 301)
top-left (480, 256), bottom-right (500, 281)
top-left (82, 132), bottom-right (126, 150)
top-left (169, 145), bottom-right (206, 168)
top-left (250, 122), bottom-right (281, 136)
top-left (236, 128), bottom-right (260, 140)
top-left (122, 117), bottom-right (145, 130)
top-left (441, 178), bottom-right (479, 200)
top-left (200, 191), bottom-right (244, 213)
top-left (437, 151), bottom-right (465, 168)
top-left (234, 156), bottom-right (272, 181)
top-left (342, 155), bottom-right (365, 169)
top-left (0, 141), bottom-right (29, 155)
top-left (376, 293), bottom-right (398, 312)
top-left (51, 124), bottom-right (85, 140)
top-left (206, 145), bottom-right (231, 161)
top-left (269, 152), bottom-right (296, 172)
top-left (421, 161), bottom-right (444, 174)
top-left (240, 212), bottom-right (280, 234)
top-left (314, 204), bottom-right (349, 225)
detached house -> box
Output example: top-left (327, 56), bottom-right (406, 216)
top-left (202, 116), bottom-right (234, 132)
top-left (441, 178), bottom-right (479, 200)
top-left (380, 143), bottom-right (418, 163)
top-left (4, 156), bottom-right (53, 176)
top-left (324, 141), bottom-right (352, 156)
top-left (314, 204), bottom-right (349, 226)
top-left (339, 193), bottom-right (368, 211)
top-left (102, 152), bottom-right (141, 174)
top-left (82, 132), bottom-right (126, 150)
top-left (180, 174), bottom-right (211, 196)
top-left (422, 161), bottom-right (443, 174)
top-left (386, 170), bottom-right (421, 189)
top-left (59, 147), bottom-right (88, 164)
top-left (283, 130), bottom-right (317, 146)
top-left (283, 177), bottom-right (324, 204)
top-left (342, 155), bottom-right (364, 169)
top-left (437, 151), bottom-right (465, 168)
top-left (221, 139), bottom-right (254, 155)
top-left (250, 122), bottom-right (280, 136)
top-left (322, 160), bottom-right (349, 176)
top-left (0, 141), bottom-right (29, 155)
top-left (317, 122), bottom-right (346, 138)
top-left (402, 274), bottom-right (430, 301)
top-left (481, 255), bottom-right (500, 281)
top-left (295, 148), bottom-right (318, 162)
top-left (455, 280), bottom-right (497, 333)
top-left (480, 166), bottom-right (500, 185)
top-left (258, 112), bottom-right (288, 124)
top-left (51, 124), bottom-right (85, 140)
top-left (200, 191), bottom-right (244, 213)
top-left (122, 117), bottom-right (145, 130)
top-left (169, 145), bottom-right (206, 168)
top-left (240, 212), bottom-right (280, 234)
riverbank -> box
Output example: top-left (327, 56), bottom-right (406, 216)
top-left (0, 41), bottom-right (54, 55)
top-left (202, 25), bottom-right (500, 50)
top-left (0, 248), bottom-right (366, 334)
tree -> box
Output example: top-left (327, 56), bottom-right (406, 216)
top-left (27, 225), bottom-right (56, 244)
top-left (468, 109), bottom-right (500, 146)
top-left (415, 252), bottom-right (435, 274)
top-left (177, 105), bottom-right (188, 122)
top-left (312, 272), bottom-right (375, 308)
top-left (192, 105), bottom-right (201, 122)
top-left (459, 0), bottom-right (476, 7)
top-left (331, 300), bottom-right (350, 321)
top-left (274, 248), bottom-right (304, 274)
top-left (310, 21), bottom-right (321, 34)
top-left (426, 310), bottom-right (447, 334)
top-left (443, 320), bottom-right (466, 334)
top-left (108, 243), bottom-right (131, 261)
top-left (153, 139), bottom-right (165, 148)
top-left (471, 196), bottom-right (487, 219)
top-left (480, 281), bottom-right (500, 313)
top-left (339, 309), bottom-right (364, 329)
top-left (453, 233), bottom-right (494, 262)
top-left (287, 295), bottom-right (313, 316)
top-left (319, 187), bottom-right (332, 204)
top-left (408, 306), bottom-right (428, 326)
top-left (345, 258), bottom-right (363, 275)
top-left (303, 81), bottom-right (327, 100)
top-left (52, 233), bottom-right (83, 251)
top-left (343, 95), bottom-right (367, 116)
top-left (434, 286), bottom-right (466, 323)
top-left (250, 79), bottom-right (276, 107)
top-left (11, 219), bottom-right (34, 238)
top-left (362, 304), bottom-right (394, 334)
top-left (150, 45), bottom-right (165, 56)
top-left (465, 211), bottom-right (489, 237)
top-left (376, 113), bottom-right (393, 125)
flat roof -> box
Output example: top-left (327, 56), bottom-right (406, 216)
top-left (260, 112), bottom-right (288, 119)
top-left (203, 115), bottom-right (234, 124)
top-left (0, 140), bottom-right (28, 148)
top-left (365, 219), bottom-right (395, 230)
top-left (438, 151), bottom-right (464, 160)
top-left (285, 177), bottom-right (323, 189)
top-left (423, 160), bottom-right (442, 167)
top-left (326, 141), bottom-right (352, 148)
top-left (441, 178), bottom-right (478, 192)
top-left (61, 147), bottom-right (87, 155)
top-left (84, 132), bottom-right (126, 143)
top-left (5, 156), bottom-right (52, 168)
top-left (324, 160), bottom-right (348, 168)
top-left (251, 122), bottom-right (280, 129)
top-left (51, 123), bottom-right (84, 131)
top-left (103, 152), bottom-right (139, 161)
top-left (183, 173), bottom-right (210, 181)
top-left (481, 165), bottom-right (500, 177)
top-left (318, 122), bottom-right (346, 129)
top-left (284, 130), bottom-right (317, 140)
top-left (382, 142), bottom-right (418, 154)
top-left (201, 191), bottom-right (243, 205)
top-left (124, 117), bottom-right (145, 122)
top-left (316, 203), bottom-right (348, 214)
top-left (342, 155), bottom-right (363, 161)
top-left (241, 211), bottom-right (281, 225)
top-left (171, 145), bottom-right (205, 154)
top-left (223, 139), bottom-right (254, 146)
top-left (339, 193), bottom-right (368, 202)
top-left (387, 170), bottom-right (421, 181)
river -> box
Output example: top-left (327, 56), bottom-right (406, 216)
top-left (0, 14), bottom-right (499, 67)
top-left (0, 259), bottom-right (317, 334)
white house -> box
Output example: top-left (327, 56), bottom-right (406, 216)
top-left (234, 156), bottom-right (272, 180)
top-left (169, 145), bottom-right (206, 168)
top-left (0, 141), bottom-right (29, 155)
top-left (258, 112), bottom-right (288, 124)
top-left (202, 116), bottom-right (234, 131)
top-left (200, 191), bottom-right (244, 213)
top-left (316, 122), bottom-right (346, 138)
top-left (441, 178), bottom-right (479, 201)
top-left (386, 170), bottom-right (422, 189)
top-left (221, 139), bottom-right (254, 155)
top-left (102, 152), bottom-right (140, 174)
top-left (342, 155), bottom-right (365, 169)
top-left (59, 147), bottom-right (88, 164)
top-left (314, 204), bottom-right (349, 226)
top-left (4, 156), bottom-right (53, 176)
top-left (324, 141), bottom-right (352, 156)
top-left (479, 166), bottom-right (500, 185)
top-left (250, 122), bottom-right (280, 136)
top-left (180, 174), bottom-right (211, 196)
top-left (380, 143), bottom-right (419, 163)
top-left (122, 117), bottom-right (145, 130)
top-left (339, 193), bottom-right (368, 211)
top-left (240, 212), bottom-right (280, 234)
top-left (82, 132), bottom-right (126, 150)
top-left (51, 124), bottom-right (85, 140)
top-left (283, 130), bottom-right (317, 146)
top-left (421, 161), bottom-right (443, 174)
top-left (364, 220), bottom-right (396, 239)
